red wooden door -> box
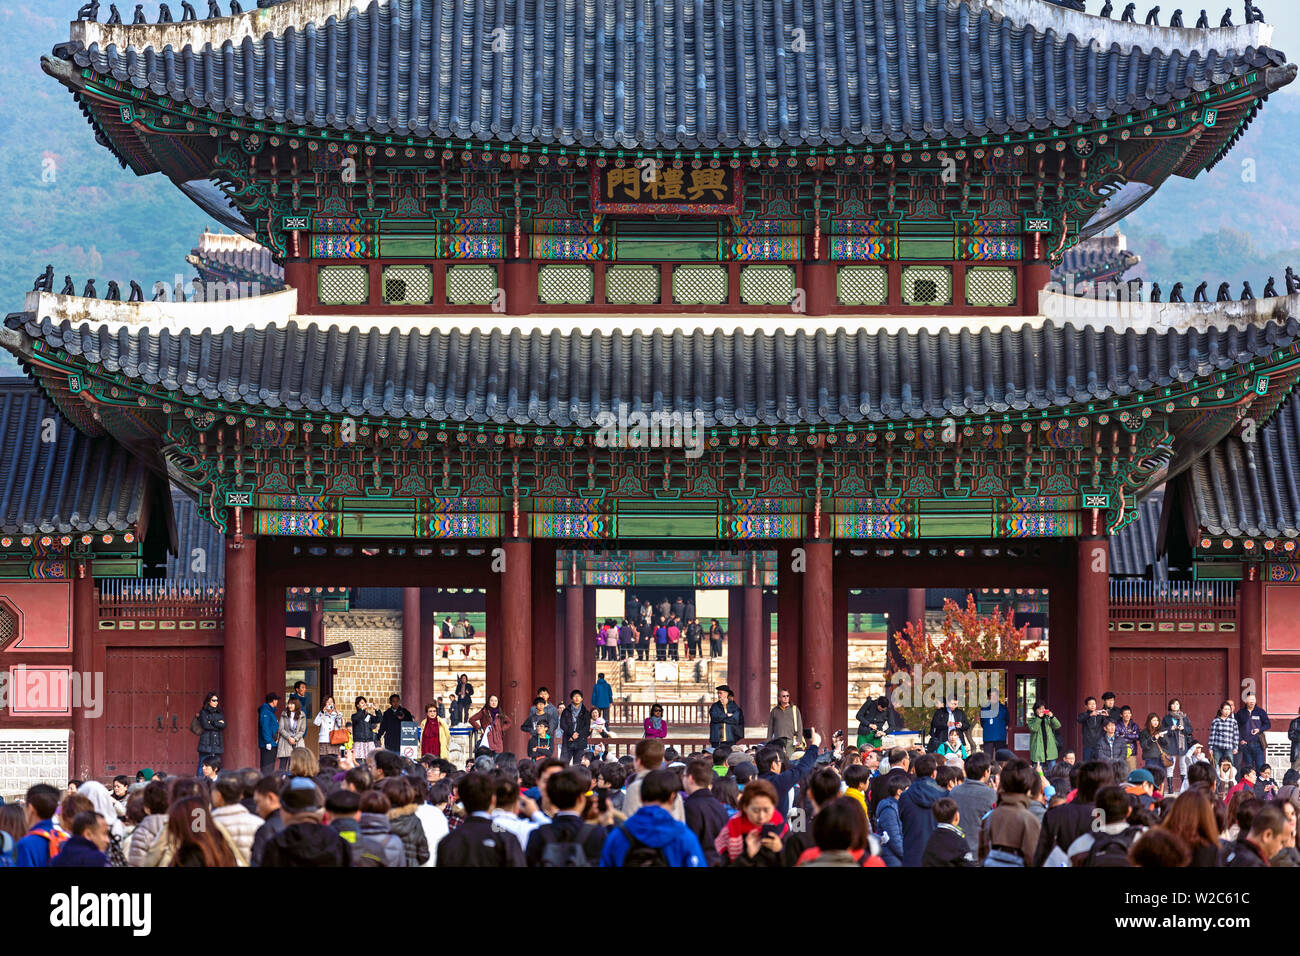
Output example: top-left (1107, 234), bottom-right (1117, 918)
top-left (103, 647), bottom-right (223, 776)
top-left (1110, 649), bottom-right (1228, 744)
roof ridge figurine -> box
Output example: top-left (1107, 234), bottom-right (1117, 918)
top-left (1145, 5), bottom-right (1160, 24)
top-left (1216, 281), bottom-right (1231, 301)
top-left (32, 265), bottom-right (54, 292)
top-left (1193, 281), bottom-right (1208, 302)
top-left (1122, 2), bottom-right (1137, 21)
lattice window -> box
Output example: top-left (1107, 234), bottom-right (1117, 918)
top-left (672, 265), bottom-right (728, 305)
top-left (317, 266), bottom-right (369, 305)
top-left (837, 265), bottom-right (889, 306)
top-left (965, 267), bottom-right (1018, 308)
top-left (605, 265), bottom-right (661, 305)
top-left (537, 265), bottom-right (595, 305)
top-left (0, 600), bottom-right (18, 650)
top-left (445, 265), bottom-right (499, 306)
top-left (739, 265), bottom-right (796, 305)
top-left (901, 266), bottom-right (953, 307)
top-left (381, 265), bottom-right (434, 305)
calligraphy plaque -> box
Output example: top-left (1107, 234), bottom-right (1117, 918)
top-left (592, 163), bottom-right (742, 215)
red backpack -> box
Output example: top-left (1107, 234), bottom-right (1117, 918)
top-left (31, 826), bottom-right (69, 861)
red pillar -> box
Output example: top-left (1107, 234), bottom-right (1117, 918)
top-left (1023, 253), bottom-right (1052, 315)
top-left (1076, 536), bottom-right (1110, 709)
top-left (485, 572), bottom-right (503, 706)
top-left (224, 525), bottom-right (258, 769)
top-left (531, 541), bottom-right (557, 697)
top-left (418, 590), bottom-right (435, 718)
top-left (727, 588), bottom-right (745, 692)
top-left (564, 554), bottom-right (584, 695)
top-left (743, 555), bottom-right (764, 729)
top-left (309, 598), bottom-right (324, 645)
top-left (499, 539), bottom-right (533, 751)
top-left (833, 579), bottom-right (849, 738)
top-left (402, 587), bottom-right (422, 712)
top-left (582, 587), bottom-right (598, 700)
top-left (283, 259), bottom-right (315, 310)
top-left (907, 588), bottom-right (925, 638)
top-left (802, 539), bottom-right (834, 737)
top-left (1240, 566), bottom-right (1264, 700)
top-left (262, 577), bottom-right (286, 706)
top-left (71, 562), bottom-right (95, 780)
top-left (803, 260), bottom-right (836, 315)
top-left (502, 259), bottom-right (535, 315)
top-left (777, 543), bottom-right (803, 698)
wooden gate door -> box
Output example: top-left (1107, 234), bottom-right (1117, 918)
top-left (104, 647), bottom-right (223, 777)
top-left (1110, 649), bottom-right (1228, 745)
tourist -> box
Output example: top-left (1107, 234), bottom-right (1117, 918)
top-left (714, 778), bottom-right (792, 866)
top-left (843, 764), bottom-right (871, 820)
top-left (379, 776), bottom-right (429, 865)
top-left (1272, 786), bottom-right (1300, 866)
top-left (1138, 712), bottom-right (1172, 788)
top-left (195, 691), bottom-right (226, 778)
top-left (13, 784), bottom-right (60, 867)
top-left (1068, 785), bottom-right (1140, 866)
top-left (48, 812), bottom-right (109, 868)
top-left (1115, 705), bottom-right (1142, 771)
top-left (600, 769), bottom-right (705, 867)
top-left (926, 696), bottom-right (971, 754)
top-left (436, 771), bottom-right (525, 866)
top-left (350, 696), bottom-right (381, 763)
top-left (592, 673), bottom-right (614, 712)
top-left (409, 775), bottom-right (448, 866)
top-left (949, 753), bottom-right (996, 857)
top-left (623, 738), bottom-right (686, 821)
top-left (314, 696), bottom-right (345, 759)
top-left (378, 694), bottom-right (415, 752)
top-left (796, 796), bottom-right (884, 867)
top-left (210, 772), bottom-right (261, 865)
top-left (1221, 804), bottom-right (1288, 867)
top-left (1289, 708), bottom-right (1300, 773)
top-left (525, 767), bottom-right (607, 866)
top-left (248, 776), bottom-right (286, 867)
top-left (489, 773), bottom-right (548, 852)
top-left (355, 790), bottom-right (406, 866)
top-left (260, 779), bottom-right (350, 867)
top-left (1077, 696), bottom-right (1106, 762)
top-left (682, 758), bottom-right (728, 866)
top-left (1161, 789), bottom-right (1221, 867)
top-left (767, 688), bottom-right (804, 759)
top-left (452, 674), bottom-right (474, 724)
top-left (921, 797), bottom-right (975, 866)
top-left (153, 796), bottom-right (242, 867)
top-left (897, 753), bottom-right (945, 867)
top-left (979, 689), bottom-right (1009, 759)
top-left (590, 708), bottom-right (612, 740)
top-left (643, 702), bottom-right (668, 739)
top-left (258, 693), bottom-right (280, 774)
top-left (1027, 701), bottom-right (1061, 773)
top-left (708, 685), bottom-right (744, 748)
top-left (756, 729), bottom-right (822, 818)
top-left (1128, 828), bottom-right (1191, 868)
top-left (528, 718), bottom-right (554, 759)
top-left (419, 702), bottom-right (450, 760)
top-left (1161, 698), bottom-right (1196, 788)
top-left (937, 729), bottom-right (968, 761)
top-left (277, 697), bottom-right (307, 770)
top-left (558, 689), bottom-right (592, 764)
top-left (982, 760), bottom-right (1040, 867)
top-left (667, 617), bottom-right (681, 660)
top-left (288, 746), bottom-right (319, 779)
top-left (684, 618), bottom-right (702, 660)
top-left (1094, 718), bottom-right (1125, 769)
top-left (125, 781), bottom-right (168, 867)
top-left (1236, 691), bottom-right (1271, 774)
top-left (1033, 761), bottom-right (1115, 866)
top-left (708, 619), bottom-right (724, 659)
top-left (289, 680), bottom-right (311, 719)
top-left (468, 694), bottom-right (511, 753)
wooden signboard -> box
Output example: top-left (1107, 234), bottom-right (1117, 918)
top-left (592, 162), bottom-right (741, 215)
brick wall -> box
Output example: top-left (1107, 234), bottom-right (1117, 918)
top-left (325, 611), bottom-right (404, 708)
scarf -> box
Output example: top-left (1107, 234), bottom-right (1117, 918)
top-left (649, 717), bottom-right (663, 731)
top-left (714, 808), bottom-right (788, 861)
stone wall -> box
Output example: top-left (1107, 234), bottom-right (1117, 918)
top-left (0, 729), bottom-right (69, 802)
top-left (325, 610), bottom-right (404, 709)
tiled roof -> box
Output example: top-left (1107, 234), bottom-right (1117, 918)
top-left (0, 378), bottom-right (153, 535)
top-left (1109, 487), bottom-right (1168, 581)
top-left (5, 314), bottom-right (1295, 427)
top-left (165, 490), bottom-right (225, 582)
top-left (188, 230), bottom-right (285, 285)
top-left (55, 0), bottom-right (1292, 150)
top-left (1189, 395), bottom-right (1300, 540)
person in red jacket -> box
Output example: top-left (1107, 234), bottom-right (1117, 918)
top-left (796, 797), bottom-right (887, 867)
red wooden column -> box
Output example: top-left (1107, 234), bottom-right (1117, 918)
top-left (742, 553), bottom-right (764, 727)
top-left (803, 261), bottom-right (836, 315)
top-left (499, 539), bottom-right (533, 751)
top-left (71, 561), bottom-right (95, 780)
top-left (531, 541), bottom-right (558, 696)
top-left (224, 523), bottom-right (258, 769)
top-left (1022, 234), bottom-right (1052, 315)
top-left (485, 572), bottom-right (503, 705)
top-left (907, 588), bottom-right (926, 637)
top-left (833, 578), bottom-right (849, 737)
top-left (777, 543), bottom-right (803, 698)
top-left (564, 552), bottom-right (584, 695)
top-left (802, 539), bottom-right (834, 737)
top-left (1076, 535), bottom-right (1110, 708)
top-left (727, 588), bottom-right (745, 692)
top-left (401, 587), bottom-right (422, 713)
top-left (418, 589), bottom-right (435, 717)
top-left (309, 598), bottom-right (324, 645)
top-left (1240, 565), bottom-right (1263, 697)
top-left (262, 572), bottom-right (286, 706)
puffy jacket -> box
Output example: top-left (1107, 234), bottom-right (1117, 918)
top-left (260, 822), bottom-right (351, 867)
top-left (314, 709), bottom-right (344, 745)
top-left (598, 806), bottom-right (706, 867)
top-left (876, 797), bottom-right (904, 867)
top-left (126, 814), bottom-right (166, 868)
top-left (197, 705), bottom-right (226, 755)
top-left (211, 804), bottom-right (262, 864)
top-left (387, 805), bottom-right (430, 866)
top-left (1095, 734), bottom-right (1126, 764)
top-left (347, 813), bottom-right (407, 866)
top-left (897, 776), bottom-right (946, 867)
top-left (351, 708), bottom-right (380, 742)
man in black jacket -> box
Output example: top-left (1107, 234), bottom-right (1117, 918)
top-left (1033, 761), bottom-right (1114, 866)
top-left (525, 767), bottom-right (607, 866)
top-left (757, 728), bottom-right (823, 817)
top-left (1220, 804), bottom-right (1287, 867)
top-left (1236, 691), bottom-right (1272, 773)
top-left (682, 758), bottom-right (728, 865)
top-left (926, 697), bottom-right (970, 753)
top-left (921, 798), bottom-right (976, 866)
top-left (260, 778), bottom-right (351, 867)
top-left (559, 690), bottom-right (592, 765)
top-left (709, 685), bottom-right (744, 747)
top-left (437, 772), bottom-right (526, 867)
top-left (1077, 696), bottom-right (1108, 762)
top-left (378, 694), bottom-right (414, 753)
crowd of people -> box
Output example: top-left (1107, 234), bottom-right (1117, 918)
top-left (593, 593), bottom-right (726, 662)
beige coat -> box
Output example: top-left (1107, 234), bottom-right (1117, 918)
top-left (278, 712), bottom-right (307, 758)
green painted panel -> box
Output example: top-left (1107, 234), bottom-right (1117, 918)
top-left (380, 236), bottom-right (441, 258)
top-left (917, 514), bottom-right (994, 537)
top-left (898, 237), bottom-right (956, 260)
top-left (899, 220), bottom-right (954, 235)
top-left (1194, 562), bottom-right (1243, 580)
top-left (90, 558), bottom-right (142, 577)
top-left (339, 513), bottom-right (418, 536)
top-left (616, 238), bottom-right (719, 261)
top-left (341, 497), bottom-right (416, 512)
top-left (615, 515), bottom-right (719, 537)
top-left (618, 498), bottom-right (718, 514)
top-left (920, 498), bottom-right (994, 513)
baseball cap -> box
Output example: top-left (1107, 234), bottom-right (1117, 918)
top-left (1126, 769), bottom-right (1155, 787)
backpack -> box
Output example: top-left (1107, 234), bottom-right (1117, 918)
top-left (618, 824), bottom-right (669, 867)
top-left (33, 826), bottom-right (70, 861)
top-left (1080, 830), bottom-right (1137, 868)
top-left (538, 825), bottom-right (594, 867)
top-left (190, 714), bottom-right (202, 735)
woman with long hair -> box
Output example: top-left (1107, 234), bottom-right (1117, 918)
top-left (1208, 700), bottom-right (1239, 768)
top-left (195, 691), bottom-right (226, 777)
top-left (1161, 698), bottom-right (1196, 791)
top-left (468, 694), bottom-right (512, 753)
top-left (314, 695), bottom-right (345, 758)
top-left (1160, 789), bottom-right (1220, 867)
top-left (164, 796), bottom-right (240, 867)
top-left (1138, 712), bottom-right (1171, 791)
top-left (277, 697), bottom-right (307, 771)
top-left (643, 702), bottom-right (668, 739)
top-left (351, 695), bottom-right (381, 762)
top-left (78, 781), bottom-right (128, 867)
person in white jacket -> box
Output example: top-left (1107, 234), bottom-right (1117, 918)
top-left (411, 777), bottom-right (449, 866)
top-left (314, 697), bottom-right (345, 758)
